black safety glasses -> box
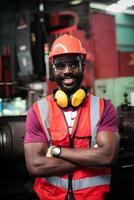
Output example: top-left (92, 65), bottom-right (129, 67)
top-left (53, 60), bottom-right (80, 71)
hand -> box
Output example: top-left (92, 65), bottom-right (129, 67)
top-left (46, 146), bottom-right (56, 157)
top-left (94, 144), bottom-right (98, 148)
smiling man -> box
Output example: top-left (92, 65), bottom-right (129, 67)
top-left (52, 54), bottom-right (84, 93)
top-left (24, 34), bottom-right (119, 200)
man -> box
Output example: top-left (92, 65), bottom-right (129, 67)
top-left (24, 34), bottom-right (119, 200)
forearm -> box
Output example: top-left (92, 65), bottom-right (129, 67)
top-left (27, 156), bottom-right (78, 177)
top-left (60, 146), bottom-right (117, 168)
top-left (58, 132), bottom-right (119, 168)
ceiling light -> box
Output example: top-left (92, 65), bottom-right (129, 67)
top-left (106, 3), bottom-right (127, 13)
top-left (70, 0), bottom-right (83, 5)
top-left (119, 0), bottom-right (134, 7)
top-left (106, 0), bottom-right (134, 13)
top-left (90, 3), bottom-right (107, 10)
top-left (90, 2), bottom-right (134, 15)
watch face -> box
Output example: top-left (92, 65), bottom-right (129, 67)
top-left (52, 147), bottom-right (61, 157)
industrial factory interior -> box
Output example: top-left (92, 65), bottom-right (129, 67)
top-left (0, 0), bottom-right (134, 199)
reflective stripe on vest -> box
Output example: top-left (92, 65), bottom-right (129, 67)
top-left (90, 95), bottom-right (100, 147)
top-left (35, 95), bottom-right (100, 147)
top-left (44, 175), bottom-right (111, 190)
top-left (36, 98), bottom-right (51, 144)
top-left (35, 95), bottom-right (109, 191)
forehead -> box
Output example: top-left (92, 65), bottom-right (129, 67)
top-left (53, 54), bottom-right (82, 64)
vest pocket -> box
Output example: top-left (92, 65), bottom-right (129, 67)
top-left (74, 136), bottom-right (91, 148)
top-left (49, 129), bottom-right (67, 141)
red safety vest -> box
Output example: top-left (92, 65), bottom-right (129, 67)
top-left (33, 94), bottom-right (111, 200)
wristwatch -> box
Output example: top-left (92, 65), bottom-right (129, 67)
top-left (51, 147), bottom-right (61, 158)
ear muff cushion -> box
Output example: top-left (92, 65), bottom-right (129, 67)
top-left (55, 90), bottom-right (68, 108)
top-left (71, 89), bottom-right (86, 107)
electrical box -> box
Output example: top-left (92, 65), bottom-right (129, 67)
top-left (95, 77), bottom-right (134, 107)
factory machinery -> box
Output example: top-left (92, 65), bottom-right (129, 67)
top-left (0, 0), bottom-right (134, 198)
top-left (0, 94), bottom-right (134, 200)
top-left (109, 93), bottom-right (134, 200)
top-left (0, 115), bottom-right (38, 200)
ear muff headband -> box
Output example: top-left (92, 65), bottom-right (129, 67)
top-left (54, 87), bottom-right (87, 108)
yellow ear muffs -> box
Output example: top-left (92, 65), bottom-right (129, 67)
top-left (54, 89), bottom-right (68, 108)
top-left (71, 88), bottom-right (86, 107)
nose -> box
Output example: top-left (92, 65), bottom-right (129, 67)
top-left (63, 64), bottom-right (73, 74)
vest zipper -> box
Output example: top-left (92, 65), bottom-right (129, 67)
top-left (61, 108), bottom-right (82, 200)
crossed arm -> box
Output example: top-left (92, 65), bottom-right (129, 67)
top-left (24, 131), bottom-right (120, 177)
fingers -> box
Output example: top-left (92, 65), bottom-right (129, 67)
top-left (46, 146), bottom-right (56, 157)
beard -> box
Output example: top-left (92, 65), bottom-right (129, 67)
top-left (54, 72), bottom-right (83, 95)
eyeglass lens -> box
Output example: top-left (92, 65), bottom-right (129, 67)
top-left (54, 60), bottom-right (80, 70)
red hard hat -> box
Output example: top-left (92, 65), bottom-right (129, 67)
top-left (49, 34), bottom-right (86, 63)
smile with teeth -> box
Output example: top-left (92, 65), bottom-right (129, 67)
top-left (62, 78), bottom-right (76, 85)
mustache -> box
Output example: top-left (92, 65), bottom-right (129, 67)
top-left (56, 74), bottom-right (78, 80)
